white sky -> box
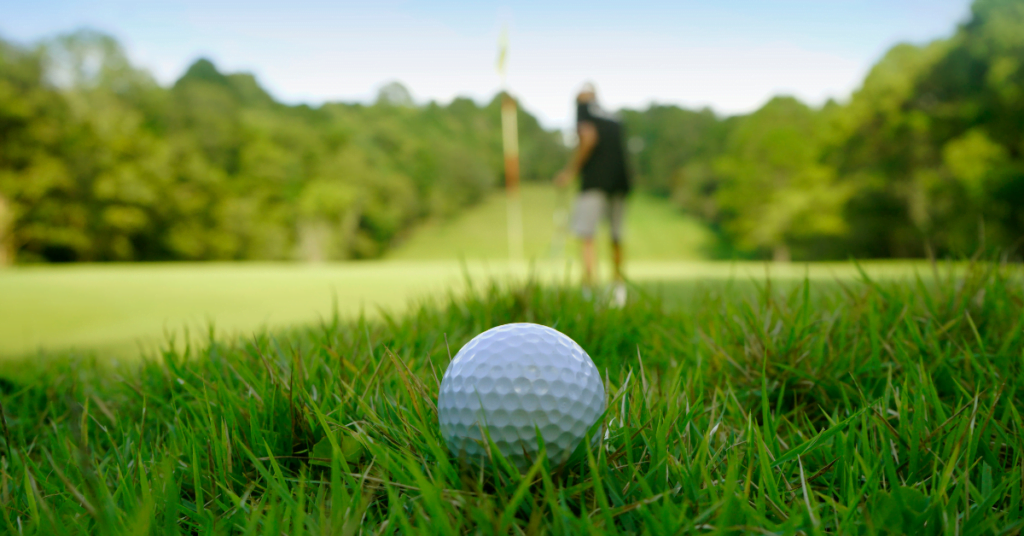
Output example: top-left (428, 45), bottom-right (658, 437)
top-left (2, 0), bottom-right (972, 128)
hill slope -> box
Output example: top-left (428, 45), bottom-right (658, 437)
top-left (388, 183), bottom-right (716, 261)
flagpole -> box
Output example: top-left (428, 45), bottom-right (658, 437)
top-left (497, 26), bottom-right (524, 262)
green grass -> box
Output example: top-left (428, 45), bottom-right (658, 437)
top-left (0, 182), bottom-right (714, 358)
top-left (388, 183), bottom-right (716, 261)
top-left (0, 261), bottom-right (481, 359)
top-left (0, 260), bottom-right (1021, 534)
top-left (1, 260), bottom-right (933, 359)
top-left (0, 181), bottom-right (924, 360)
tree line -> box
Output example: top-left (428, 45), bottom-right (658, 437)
top-left (624, 0), bottom-right (1024, 261)
top-left (2, 0), bottom-right (1021, 264)
top-left (0, 31), bottom-right (565, 262)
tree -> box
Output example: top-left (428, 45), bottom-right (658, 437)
top-left (376, 81), bottom-right (414, 107)
top-left (715, 97), bottom-right (850, 261)
top-left (0, 194), bottom-right (11, 265)
top-left (621, 106), bottom-right (727, 196)
top-left (823, 40), bottom-right (951, 257)
top-left (830, 0), bottom-right (1024, 257)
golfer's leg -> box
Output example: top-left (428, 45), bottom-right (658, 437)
top-left (581, 238), bottom-right (597, 287)
top-left (612, 241), bottom-right (623, 282)
top-left (609, 194), bottom-right (626, 281)
top-left (571, 191), bottom-right (602, 287)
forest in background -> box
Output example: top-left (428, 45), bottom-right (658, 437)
top-left (624, 0), bottom-right (1024, 260)
top-left (0, 33), bottom-right (565, 262)
top-left (1, 0), bottom-right (1022, 263)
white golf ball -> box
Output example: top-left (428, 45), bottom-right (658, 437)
top-left (437, 323), bottom-right (606, 469)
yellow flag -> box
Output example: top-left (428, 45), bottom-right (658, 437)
top-left (496, 25), bottom-right (508, 77)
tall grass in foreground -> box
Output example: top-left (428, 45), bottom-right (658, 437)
top-left (0, 262), bottom-right (1022, 535)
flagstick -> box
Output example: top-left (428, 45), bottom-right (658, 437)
top-left (497, 26), bottom-right (524, 262)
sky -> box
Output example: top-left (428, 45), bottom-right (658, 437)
top-left (2, 0), bottom-right (972, 128)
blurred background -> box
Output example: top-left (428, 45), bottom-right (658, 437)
top-left (1, 0), bottom-right (1021, 356)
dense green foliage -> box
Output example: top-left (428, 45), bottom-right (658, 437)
top-left (0, 263), bottom-right (1021, 533)
top-left (625, 0), bottom-right (1024, 260)
top-left (0, 31), bottom-right (565, 262)
top-left (3, 0), bottom-right (1023, 263)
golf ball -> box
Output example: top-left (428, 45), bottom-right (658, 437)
top-left (437, 323), bottom-right (605, 469)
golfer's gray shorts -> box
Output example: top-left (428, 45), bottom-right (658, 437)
top-left (572, 190), bottom-right (626, 241)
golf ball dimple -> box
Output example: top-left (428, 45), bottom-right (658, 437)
top-left (437, 323), bottom-right (606, 469)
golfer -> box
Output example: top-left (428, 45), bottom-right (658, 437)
top-left (555, 83), bottom-right (632, 305)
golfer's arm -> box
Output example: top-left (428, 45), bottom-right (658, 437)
top-left (566, 122), bottom-right (598, 175)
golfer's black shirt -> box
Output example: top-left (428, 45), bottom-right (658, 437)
top-left (577, 102), bottom-right (631, 195)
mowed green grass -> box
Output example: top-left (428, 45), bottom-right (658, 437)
top-left (5, 181), bottom-right (713, 358)
top-left (0, 261), bottom-right (526, 360)
top-left (0, 181), bottom-right (932, 359)
top-left (0, 260), bottom-right (933, 360)
top-left (0, 262), bottom-right (1020, 534)
top-left (388, 183), bottom-right (716, 261)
